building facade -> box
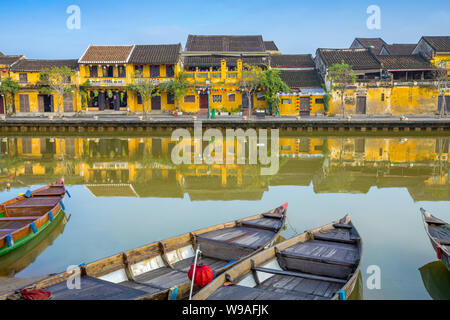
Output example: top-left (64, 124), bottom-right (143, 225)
top-left (9, 59), bottom-right (79, 113)
top-left (78, 44), bottom-right (182, 112)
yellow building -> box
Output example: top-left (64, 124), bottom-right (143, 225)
top-left (413, 36), bottom-right (450, 74)
top-left (0, 55), bottom-right (24, 114)
top-left (316, 48), bottom-right (445, 115)
top-left (9, 59), bottom-right (79, 113)
top-left (181, 35), bottom-right (273, 114)
top-left (78, 44), bottom-right (182, 112)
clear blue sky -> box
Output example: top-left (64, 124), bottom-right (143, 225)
top-left (1, 0), bottom-right (449, 59)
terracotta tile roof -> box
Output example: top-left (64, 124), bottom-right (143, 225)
top-left (422, 36), bottom-right (450, 52)
top-left (381, 44), bottom-right (416, 55)
top-left (10, 59), bottom-right (79, 72)
top-left (354, 38), bottom-right (387, 54)
top-left (317, 48), bottom-right (381, 70)
top-left (79, 45), bottom-right (134, 64)
top-left (271, 54), bottom-right (314, 68)
top-left (0, 55), bottom-right (24, 67)
top-left (278, 69), bottom-right (323, 89)
top-left (129, 44), bottom-right (181, 65)
top-left (264, 41), bottom-right (279, 51)
top-left (376, 55), bottom-right (435, 70)
top-left (185, 35), bottom-right (266, 52)
top-left (184, 55), bottom-right (269, 68)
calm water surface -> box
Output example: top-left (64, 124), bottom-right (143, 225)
top-left (0, 132), bottom-right (449, 299)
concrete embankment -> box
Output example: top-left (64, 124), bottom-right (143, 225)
top-left (0, 115), bottom-right (449, 136)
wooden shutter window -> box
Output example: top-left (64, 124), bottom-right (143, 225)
top-left (19, 73), bottom-right (28, 83)
top-left (166, 65), bottom-right (174, 77)
top-left (19, 94), bottom-right (30, 112)
top-left (150, 65), bottom-right (160, 77)
top-left (63, 93), bottom-right (74, 112)
top-left (89, 66), bottom-right (98, 77)
top-left (184, 95), bottom-right (195, 103)
top-left (167, 93), bottom-right (175, 104)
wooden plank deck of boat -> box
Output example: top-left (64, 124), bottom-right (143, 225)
top-left (198, 226), bottom-right (277, 250)
top-left (45, 276), bottom-right (149, 300)
top-left (208, 275), bottom-right (342, 300)
top-left (32, 186), bottom-right (65, 197)
top-left (200, 216), bottom-right (361, 301)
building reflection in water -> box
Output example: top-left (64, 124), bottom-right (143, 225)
top-left (0, 134), bottom-right (448, 202)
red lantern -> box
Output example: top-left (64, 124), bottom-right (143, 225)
top-left (188, 263), bottom-right (214, 287)
top-left (1, 69), bottom-right (7, 73)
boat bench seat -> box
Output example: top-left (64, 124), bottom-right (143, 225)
top-left (207, 284), bottom-right (304, 300)
top-left (33, 187), bottom-right (65, 197)
top-left (118, 281), bottom-right (163, 295)
top-left (241, 217), bottom-right (282, 232)
top-left (196, 227), bottom-right (275, 261)
top-left (0, 216), bottom-right (42, 221)
top-left (279, 239), bottom-right (359, 279)
top-left (45, 276), bottom-right (148, 300)
top-left (172, 256), bottom-right (228, 273)
top-left (133, 266), bottom-right (189, 290)
top-left (198, 227), bottom-right (275, 250)
top-left (281, 239), bottom-right (359, 267)
top-left (313, 231), bottom-right (359, 244)
top-left (256, 274), bottom-right (343, 300)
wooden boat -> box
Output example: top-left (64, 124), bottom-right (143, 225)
top-left (0, 178), bottom-right (67, 258)
top-left (2, 203), bottom-right (287, 300)
top-left (0, 211), bottom-right (69, 277)
top-left (193, 214), bottom-right (362, 300)
top-left (420, 208), bottom-right (450, 272)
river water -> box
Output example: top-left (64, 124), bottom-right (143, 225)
top-left (0, 132), bottom-right (449, 299)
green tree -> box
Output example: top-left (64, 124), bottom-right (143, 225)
top-left (327, 61), bottom-right (357, 117)
top-left (39, 66), bottom-right (77, 116)
top-left (240, 64), bottom-right (264, 117)
top-left (434, 59), bottom-right (450, 116)
top-left (0, 77), bottom-right (19, 115)
top-left (160, 72), bottom-right (190, 112)
top-left (259, 68), bottom-right (289, 115)
top-left (79, 80), bottom-right (91, 111)
top-left (127, 70), bottom-right (160, 118)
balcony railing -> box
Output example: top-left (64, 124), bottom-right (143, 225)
top-left (184, 71), bottom-right (241, 84)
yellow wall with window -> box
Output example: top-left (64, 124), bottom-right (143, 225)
top-left (328, 86), bottom-right (440, 116)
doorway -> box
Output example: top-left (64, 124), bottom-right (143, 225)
top-left (0, 96), bottom-right (4, 114)
top-left (151, 95), bottom-right (161, 111)
top-left (38, 94), bottom-right (54, 112)
top-left (438, 96), bottom-right (450, 114)
top-left (199, 93), bottom-right (208, 109)
top-left (356, 96), bottom-right (367, 114)
top-left (299, 97), bottom-right (310, 116)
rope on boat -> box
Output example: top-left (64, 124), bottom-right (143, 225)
top-left (286, 216), bottom-right (299, 235)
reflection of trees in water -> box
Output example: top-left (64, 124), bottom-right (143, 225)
top-left (0, 135), bottom-right (448, 200)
